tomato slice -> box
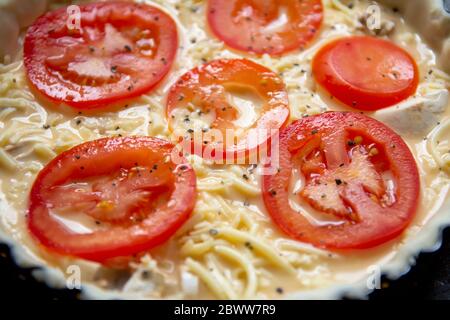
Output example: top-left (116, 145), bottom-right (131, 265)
top-left (24, 1), bottom-right (178, 109)
top-left (262, 112), bottom-right (420, 249)
top-left (27, 137), bottom-right (196, 262)
top-left (207, 0), bottom-right (323, 55)
top-left (166, 59), bottom-right (289, 161)
top-left (312, 36), bottom-right (419, 111)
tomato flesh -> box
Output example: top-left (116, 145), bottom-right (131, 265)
top-left (28, 136), bottom-right (196, 262)
top-left (166, 59), bottom-right (289, 161)
top-left (24, 1), bottom-right (178, 109)
top-left (262, 112), bottom-right (420, 249)
top-left (207, 0), bottom-right (323, 55)
top-left (312, 36), bottom-right (419, 111)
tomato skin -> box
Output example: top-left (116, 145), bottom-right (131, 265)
top-left (312, 36), bottom-right (419, 111)
top-left (24, 1), bottom-right (178, 109)
top-left (207, 0), bottom-right (323, 55)
top-left (166, 58), bottom-right (289, 162)
top-left (28, 136), bottom-right (196, 262)
top-left (262, 112), bottom-right (420, 250)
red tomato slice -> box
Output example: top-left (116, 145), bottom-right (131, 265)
top-left (262, 112), bottom-right (420, 249)
top-left (312, 36), bottom-right (419, 111)
top-left (28, 136), bottom-right (196, 262)
top-left (166, 59), bottom-right (289, 161)
top-left (24, 1), bottom-right (178, 109)
top-left (207, 0), bottom-right (323, 55)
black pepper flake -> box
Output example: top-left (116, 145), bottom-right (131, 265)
top-left (269, 189), bottom-right (277, 196)
top-left (76, 119), bottom-right (82, 125)
top-left (161, 57), bottom-right (167, 65)
top-left (242, 174), bottom-right (249, 180)
top-left (179, 165), bottom-right (188, 171)
top-left (43, 124), bottom-right (50, 130)
top-left (187, 128), bottom-right (194, 133)
top-left (347, 140), bottom-right (356, 147)
top-left (335, 179), bottom-right (343, 185)
top-left (245, 242), bottom-right (254, 250)
top-left (141, 270), bottom-right (151, 279)
top-left (311, 129), bottom-right (318, 135)
top-left (75, 155), bottom-right (81, 160)
top-left (111, 65), bottom-right (118, 73)
top-left (124, 45), bottom-right (132, 52)
top-left (276, 287), bottom-right (284, 294)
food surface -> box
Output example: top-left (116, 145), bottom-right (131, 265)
top-left (263, 112), bottom-right (420, 249)
top-left (0, 0), bottom-right (449, 299)
top-left (312, 36), bottom-right (419, 110)
top-left (166, 58), bottom-right (289, 160)
top-left (24, 1), bottom-right (178, 108)
top-left (28, 136), bottom-right (196, 262)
